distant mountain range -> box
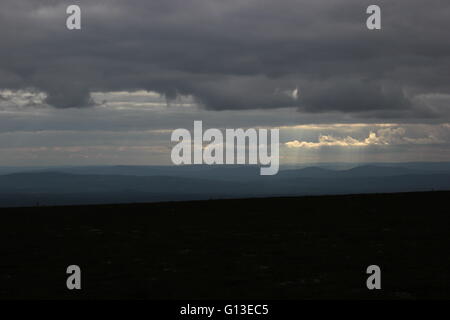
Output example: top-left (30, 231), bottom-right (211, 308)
top-left (0, 163), bottom-right (449, 207)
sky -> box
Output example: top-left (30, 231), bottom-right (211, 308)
top-left (0, 0), bottom-right (449, 166)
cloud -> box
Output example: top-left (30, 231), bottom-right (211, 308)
top-left (0, 0), bottom-right (448, 120)
top-left (285, 127), bottom-right (445, 148)
top-left (0, 89), bottom-right (47, 108)
top-left (286, 135), bottom-right (367, 148)
top-left (0, 98), bottom-right (449, 164)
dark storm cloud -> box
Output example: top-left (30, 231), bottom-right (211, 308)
top-left (0, 0), bottom-right (450, 119)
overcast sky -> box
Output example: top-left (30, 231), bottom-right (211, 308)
top-left (0, 0), bottom-right (449, 166)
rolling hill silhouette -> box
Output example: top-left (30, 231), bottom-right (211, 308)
top-left (0, 164), bottom-right (449, 207)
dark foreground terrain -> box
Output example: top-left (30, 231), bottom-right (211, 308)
top-left (1, 191), bottom-right (450, 299)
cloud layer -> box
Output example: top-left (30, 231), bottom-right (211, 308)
top-left (285, 127), bottom-right (444, 149)
top-left (0, 0), bottom-right (449, 120)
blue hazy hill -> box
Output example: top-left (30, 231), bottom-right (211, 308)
top-left (0, 163), bottom-right (449, 207)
